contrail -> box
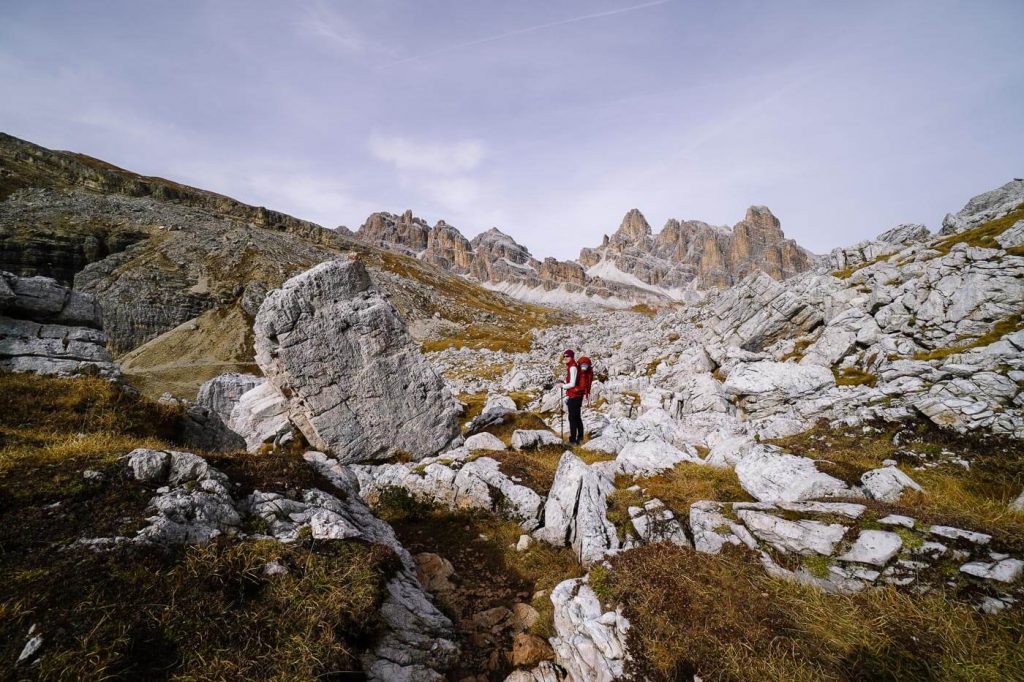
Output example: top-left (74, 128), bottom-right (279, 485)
top-left (382, 0), bottom-right (673, 68)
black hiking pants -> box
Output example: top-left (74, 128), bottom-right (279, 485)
top-left (566, 396), bottom-right (584, 443)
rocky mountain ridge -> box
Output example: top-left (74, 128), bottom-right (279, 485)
top-left (355, 202), bottom-right (816, 307)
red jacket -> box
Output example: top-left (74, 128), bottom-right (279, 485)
top-left (563, 358), bottom-right (585, 398)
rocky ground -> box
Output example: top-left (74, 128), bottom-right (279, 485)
top-left (2, 133), bottom-right (1023, 680)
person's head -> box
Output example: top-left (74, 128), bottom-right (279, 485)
top-left (562, 349), bottom-right (575, 365)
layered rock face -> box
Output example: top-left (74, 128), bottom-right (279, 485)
top-left (0, 271), bottom-right (119, 378)
top-left (253, 258), bottom-right (461, 462)
top-left (579, 206), bottom-right (815, 290)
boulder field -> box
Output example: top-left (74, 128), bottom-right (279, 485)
top-left (5, 177), bottom-right (1024, 680)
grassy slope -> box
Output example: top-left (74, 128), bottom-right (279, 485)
top-left (592, 543), bottom-right (1024, 682)
top-left (0, 373), bottom-right (394, 679)
top-left (119, 304), bottom-right (262, 399)
top-left (772, 418), bottom-right (1024, 548)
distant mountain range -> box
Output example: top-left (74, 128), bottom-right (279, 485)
top-left (353, 203), bottom-right (815, 307)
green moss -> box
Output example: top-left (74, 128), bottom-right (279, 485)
top-left (587, 563), bottom-right (616, 606)
top-left (895, 527), bottom-right (924, 549)
top-left (802, 554), bottom-right (833, 579)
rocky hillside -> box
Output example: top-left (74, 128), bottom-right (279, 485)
top-left (3, 129), bottom-right (1024, 680)
top-left (0, 133), bottom-right (566, 397)
top-left (354, 203), bottom-right (814, 307)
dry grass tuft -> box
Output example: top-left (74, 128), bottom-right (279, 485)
top-left (833, 366), bottom-right (879, 387)
top-left (3, 539), bottom-right (395, 679)
top-left (616, 462), bottom-right (752, 517)
top-left (629, 303), bottom-right (659, 317)
top-left (602, 543), bottom-right (1024, 681)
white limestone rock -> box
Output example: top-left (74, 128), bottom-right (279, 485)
top-left (861, 466), bottom-right (923, 502)
top-left (705, 435), bottom-right (755, 468)
top-left (877, 223), bottom-right (931, 245)
top-left (125, 450), bottom-right (241, 546)
top-left (940, 179), bottom-right (1024, 234)
top-left (838, 530), bottom-right (903, 566)
top-left (228, 381), bottom-right (292, 452)
top-left (484, 393), bottom-right (518, 416)
top-left (533, 452), bottom-right (619, 564)
top-left (328, 450), bottom-right (544, 531)
top-left (878, 514), bottom-right (916, 528)
top-left (799, 308), bottom-right (880, 368)
top-left (735, 445), bottom-right (858, 503)
top-left (736, 509), bottom-right (846, 555)
top-left (196, 373), bottom-right (266, 424)
top-left (960, 558), bottom-right (1024, 583)
top-left (612, 438), bottom-right (701, 477)
top-left (464, 431), bottom-right (508, 451)
top-left (724, 360), bottom-right (835, 399)
top-left (0, 272), bottom-right (118, 379)
top-left (549, 578), bottom-right (628, 682)
top-left (628, 499), bottom-right (690, 547)
top-left (930, 525), bottom-right (991, 545)
top-left (512, 429), bottom-right (563, 450)
top-left (690, 500), bottom-right (759, 554)
top-left (995, 219), bottom-right (1024, 249)
top-left (253, 258), bottom-right (461, 463)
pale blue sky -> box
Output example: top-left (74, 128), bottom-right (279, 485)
top-left (2, 1), bottom-right (1022, 258)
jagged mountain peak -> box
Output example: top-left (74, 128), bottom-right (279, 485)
top-left (612, 208), bottom-right (652, 244)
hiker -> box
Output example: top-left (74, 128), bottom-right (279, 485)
top-left (561, 349), bottom-right (593, 445)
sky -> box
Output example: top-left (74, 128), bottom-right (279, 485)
top-left (1, 1), bottom-right (1022, 260)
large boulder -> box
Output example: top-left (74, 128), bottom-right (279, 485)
top-left (723, 361), bottom-right (835, 399)
top-left (533, 452), bottom-right (618, 564)
top-left (861, 467), bottom-right (922, 502)
top-left (735, 445), bottom-right (858, 503)
top-left (253, 259), bottom-right (461, 462)
top-left (0, 271), bottom-right (103, 328)
top-left (228, 381), bottom-right (293, 452)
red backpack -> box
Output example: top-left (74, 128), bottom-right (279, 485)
top-left (577, 356), bottom-right (594, 398)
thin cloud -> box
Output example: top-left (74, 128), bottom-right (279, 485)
top-left (296, 0), bottom-right (366, 52)
top-left (382, 0), bottom-right (672, 67)
top-left (368, 133), bottom-right (486, 174)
